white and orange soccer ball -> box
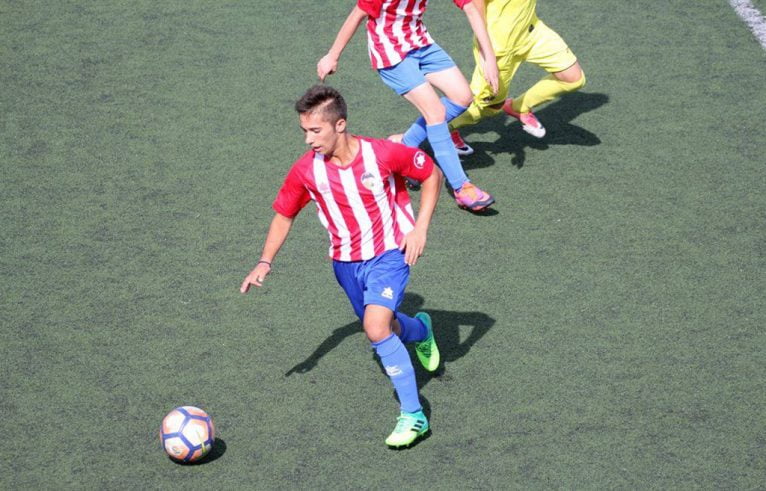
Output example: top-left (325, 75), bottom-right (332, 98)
top-left (159, 406), bottom-right (215, 463)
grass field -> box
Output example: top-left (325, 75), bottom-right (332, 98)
top-left (2, 0), bottom-right (765, 488)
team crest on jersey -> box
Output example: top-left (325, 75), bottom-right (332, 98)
top-left (317, 182), bottom-right (331, 194)
top-left (360, 172), bottom-right (383, 192)
top-left (413, 151), bottom-right (426, 169)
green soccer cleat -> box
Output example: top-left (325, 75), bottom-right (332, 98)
top-left (414, 312), bottom-right (440, 372)
top-left (385, 410), bottom-right (429, 448)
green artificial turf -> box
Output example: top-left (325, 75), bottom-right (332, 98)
top-left (2, 0), bottom-right (765, 488)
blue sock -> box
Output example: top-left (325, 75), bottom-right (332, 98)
top-left (402, 118), bottom-right (427, 148)
top-left (372, 334), bottom-right (421, 413)
top-left (402, 97), bottom-right (468, 148)
top-left (395, 313), bottom-right (428, 344)
top-left (442, 97), bottom-right (469, 121)
top-left (427, 121), bottom-right (468, 190)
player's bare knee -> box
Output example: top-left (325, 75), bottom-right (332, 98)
top-left (574, 71), bottom-right (586, 90)
top-left (422, 104), bottom-right (446, 125)
top-left (363, 311), bottom-right (393, 343)
top-left (554, 62), bottom-right (585, 90)
top-left (455, 91), bottom-right (473, 108)
top-left (363, 322), bottom-right (393, 343)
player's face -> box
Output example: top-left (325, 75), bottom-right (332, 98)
top-left (299, 111), bottom-right (345, 155)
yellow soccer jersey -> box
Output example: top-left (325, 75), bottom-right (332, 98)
top-left (483, 0), bottom-right (539, 56)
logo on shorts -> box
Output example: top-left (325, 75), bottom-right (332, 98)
top-left (360, 172), bottom-right (383, 192)
top-left (413, 151), bottom-right (426, 169)
top-left (381, 287), bottom-right (394, 299)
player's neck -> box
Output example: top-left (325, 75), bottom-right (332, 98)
top-left (327, 134), bottom-right (359, 167)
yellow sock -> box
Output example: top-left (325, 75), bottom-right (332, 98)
top-left (450, 103), bottom-right (504, 130)
top-left (512, 73), bottom-right (586, 113)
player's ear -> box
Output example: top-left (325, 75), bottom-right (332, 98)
top-left (335, 118), bottom-right (347, 133)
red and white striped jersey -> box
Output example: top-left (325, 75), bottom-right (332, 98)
top-left (357, 0), bottom-right (474, 69)
top-left (273, 137), bottom-right (434, 262)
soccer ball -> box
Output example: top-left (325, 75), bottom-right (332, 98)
top-left (160, 406), bottom-right (215, 463)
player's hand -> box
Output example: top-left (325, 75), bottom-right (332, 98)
top-left (482, 56), bottom-right (500, 95)
top-left (317, 54), bottom-right (338, 81)
top-left (240, 262), bottom-right (272, 293)
top-left (399, 227), bottom-right (427, 266)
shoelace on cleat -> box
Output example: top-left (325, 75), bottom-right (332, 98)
top-left (394, 415), bottom-right (424, 433)
top-left (416, 337), bottom-right (432, 357)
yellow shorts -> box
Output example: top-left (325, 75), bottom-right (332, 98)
top-left (470, 19), bottom-right (578, 107)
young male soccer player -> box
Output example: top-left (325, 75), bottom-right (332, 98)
top-left (240, 85), bottom-right (442, 448)
top-left (317, 0), bottom-right (499, 212)
top-left (447, 0), bottom-right (585, 155)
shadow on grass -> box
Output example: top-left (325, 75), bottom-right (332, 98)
top-left (458, 91), bottom-right (609, 171)
top-left (169, 438), bottom-right (227, 466)
top-left (285, 292), bottom-right (495, 389)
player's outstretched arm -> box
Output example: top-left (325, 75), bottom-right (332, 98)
top-left (317, 6), bottom-right (368, 81)
top-left (462, 0), bottom-right (499, 94)
top-left (240, 213), bottom-right (294, 293)
top-left (400, 166), bottom-right (442, 266)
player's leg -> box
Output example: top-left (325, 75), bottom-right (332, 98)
top-left (377, 45), bottom-right (492, 211)
top-left (449, 48), bottom-right (520, 153)
top-left (423, 65), bottom-right (475, 156)
top-left (365, 305), bottom-right (418, 409)
top-left (400, 83), bottom-right (492, 211)
top-left (506, 62), bottom-right (585, 115)
top-left (378, 52), bottom-right (474, 203)
top-left (399, 44), bottom-right (472, 149)
top-left (365, 304), bottom-right (428, 448)
top-left (506, 20), bottom-right (585, 137)
top-left (391, 310), bottom-right (440, 373)
top-left (419, 46), bottom-right (496, 209)
top-left (360, 250), bottom-right (429, 447)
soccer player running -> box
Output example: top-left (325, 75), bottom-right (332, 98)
top-left (317, 0), bottom-right (499, 212)
top-left (241, 86), bottom-right (442, 448)
top-left (448, 0), bottom-right (586, 155)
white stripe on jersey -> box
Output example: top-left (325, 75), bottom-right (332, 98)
top-left (338, 167), bottom-right (376, 260)
top-left (312, 154), bottom-right (353, 261)
top-left (360, 140), bottom-right (399, 251)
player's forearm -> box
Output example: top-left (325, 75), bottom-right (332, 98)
top-left (463, 1), bottom-right (495, 61)
top-left (327, 6), bottom-right (367, 58)
top-left (414, 167), bottom-right (442, 229)
top-left (258, 213), bottom-right (294, 263)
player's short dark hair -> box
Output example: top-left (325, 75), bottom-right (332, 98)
top-left (295, 85), bottom-right (348, 124)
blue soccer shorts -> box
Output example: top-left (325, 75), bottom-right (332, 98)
top-left (333, 248), bottom-right (410, 320)
top-left (377, 43), bottom-right (456, 95)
